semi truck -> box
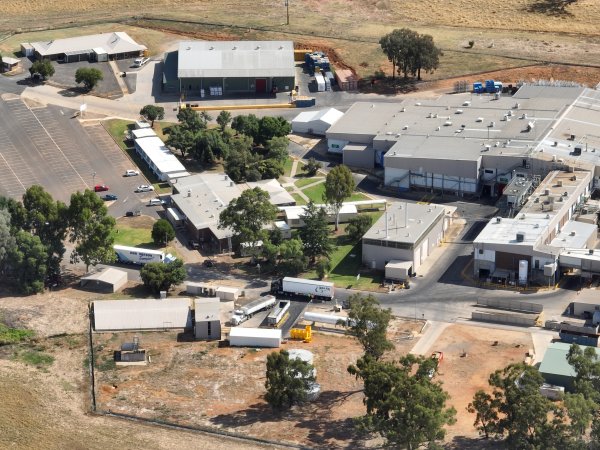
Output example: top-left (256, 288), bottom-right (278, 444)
top-left (267, 300), bottom-right (291, 326)
top-left (271, 277), bottom-right (334, 301)
top-left (230, 295), bottom-right (277, 326)
top-left (114, 245), bottom-right (176, 265)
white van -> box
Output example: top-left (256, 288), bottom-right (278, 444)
top-left (148, 198), bottom-right (165, 206)
top-left (133, 57), bottom-right (150, 68)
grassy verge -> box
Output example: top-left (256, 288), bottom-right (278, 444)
top-left (15, 350), bottom-right (54, 368)
top-left (291, 193), bottom-right (307, 206)
top-left (295, 177), bottom-right (324, 189)
top-left (0, 323), bottom-right (34, 345)
top-left (283, 156), bottom-right (295, 177)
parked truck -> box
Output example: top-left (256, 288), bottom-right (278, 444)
top-left (303, 311), bottom-right (354, 327)
top-left (230, 295), bottom-right (277, 326)
top-left (114, 244), bottom-right (176, 265)
top-left (267, 300), bottom-right (291, 326)
top-left (271, 277), bottom-right (334, 301)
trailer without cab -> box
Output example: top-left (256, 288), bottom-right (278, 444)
top-left (303, 311), bottom-right (353, 326)
top-left (229, 327), bottom-right (282, 348)
top-left (114, 245), bottom-right (176, 265)
top-left (267, 300), bottom-right (291, 326)
top-left (230, 295), bottom-right (277, 326)
top-left (271, 277), bottom-right (334, 300)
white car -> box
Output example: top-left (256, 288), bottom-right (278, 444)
top-left (135, 184), bottom-right (154, 193)
top-left (148, 198), bottom-right (165, 206)
top-left (124, 169), bottom-right (139, 177)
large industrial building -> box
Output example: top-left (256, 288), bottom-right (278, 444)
top-left (163, 40), bottom-right (296, 95)
top-left (473, 170), bottom-right (596, 285)
top-left (361, 202), bottom-right (452, 272)
top-left (326, 86), bottom-right (600, 195)
top-left (21, 32), bottom-right (146, 62)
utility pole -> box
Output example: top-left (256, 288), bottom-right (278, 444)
top-left (285, 0), bottom-right (289, 25)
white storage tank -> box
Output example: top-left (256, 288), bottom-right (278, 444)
top-left (518, 260), bottom-right (528, 285)
top-left (303, 311), bottom-right (350, 326)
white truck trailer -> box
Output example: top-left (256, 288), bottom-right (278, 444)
top-left (271, 277), bottom-right (334, 301)
top-left (267, 300), bottom-right (291, 326)
top-left (229, 327), bottom-right (282, 348)
top-left (114, 245), bottom-right (176, 265)
top-left (230, 295), bottom-right (277, 326)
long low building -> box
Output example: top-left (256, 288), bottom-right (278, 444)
top-left (133, 130), bottom-right (189, 182)
top-left (22, 32), bottom-right (146, 62)
top-left (92, 298), bottom-right (192, 331)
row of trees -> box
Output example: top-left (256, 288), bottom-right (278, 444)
top-left (379, 28), bottom-right (442, 80)
top-left (469, 345), bottom-right (600, 449)
top-left (0, 186), bottom-right (115, 293)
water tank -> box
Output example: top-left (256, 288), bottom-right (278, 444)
top-left (518, 260), bottom-right (528, 285)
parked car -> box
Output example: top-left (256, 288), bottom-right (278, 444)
top-left (133, 57), bottom-right (150, 67)
top-left (135, 185), bottom-right (154, 193)
top-left (188, 240), bottom-right (200, 250)
top-left (148, 198), bottom-right (165, 206)
top-left (125, 210), bottom-right (141, 217)
top-left (94, 184), bottom-right (109, 192)
top-left (124, 169), bottom-right (139, 177)
top-left (103, 194), bottom-right (118, 201)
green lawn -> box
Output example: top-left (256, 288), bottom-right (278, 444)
top-left (295, 177), bottom-right (324, 189)
top-left (302, 182), bottom-right (371, 204)
top-left (303, 220), bottom-right (383, 290)
top-left (112, 224), bottom-right (154, 248)
top-left (291, 193), bottom-right (307, 205)
top-left (283, 157), bottom-right (295, 177)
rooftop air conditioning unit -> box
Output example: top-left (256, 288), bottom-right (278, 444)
top-left (444, 121), bottom-right (452, 126)
top-left (571, 176), bottom-right (577, 181)
top-left (463, 101), bottom-right (471, 107)
top-left (557, 180), bottom-right (563, 187)
top-left (516, 232), bottom-right (525, 242)
top-left (476, 117), bottom-right (483, 122)
top-left (534, 224), bottom-right (539, 228)
top-left (455, 109), bottom-right (464, 114)
top-left (570, 231), bottom-right (576, 236)
top-left (496, 217), bottom-right (502, 223)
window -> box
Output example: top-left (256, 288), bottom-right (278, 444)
top-left (484, 169), bottom-right (494, 174)
top-left (207, 321), bottom-right (212, 337)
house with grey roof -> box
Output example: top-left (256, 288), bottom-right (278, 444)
top-left (162, 40), bottom-right (295, 95)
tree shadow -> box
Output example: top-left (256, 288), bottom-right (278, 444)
top-left (525, 0), bottom-right (574, 16)
top-left (446, 435), bottom-right (502, 449)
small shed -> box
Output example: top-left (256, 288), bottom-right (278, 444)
top-left (92, 298), bottom-right (192, 331)
top-left (215, 286), bottom-right (240, 301)
top-left (291, 108), bottom-right (344, 136)
top-left (194, 298), bottom-right (221, 340)
top-left (80, 267), bottom-right (127, 293)
top-left (385, 260), bottom-right (413, 281)
top-left (1, 56), bottom-right (21, 73)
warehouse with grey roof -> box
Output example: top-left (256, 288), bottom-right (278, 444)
top-left (163, 40), bottom-right (296, 95)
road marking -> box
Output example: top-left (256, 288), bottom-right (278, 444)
top-left (0, 152), bottom-right (26, 192)
top-left (27, 105), bottom-right (89, 189)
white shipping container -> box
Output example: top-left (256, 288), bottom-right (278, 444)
top-left (315, 73), bottom-right (326, 92)
top-left (229, 327), bottom-right (282, 348)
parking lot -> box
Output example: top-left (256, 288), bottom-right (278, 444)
top-left (0, 97), bottom-right (157, 215)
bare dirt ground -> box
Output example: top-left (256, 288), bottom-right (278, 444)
top-left (431, 324), bottom-right (534, 442)
top-left (94, 318), bottom-right (422, 448)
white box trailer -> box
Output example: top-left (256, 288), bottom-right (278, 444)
top-left (271, 277), bottom-right (334, 300)
top-left (215, 286), bottom-right (240, 301)
top-left (229, 327), bottom-right (282, 348)
top-left (114, 245), bottom-right (174, 265)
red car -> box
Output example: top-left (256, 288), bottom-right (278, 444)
top-left (94, 184), bottom-right (109, 192)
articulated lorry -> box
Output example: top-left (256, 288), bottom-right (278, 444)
top-left (267, 300), bottom-right (291, 326)
top-left (230, 295), bottom-right (277, 326)
top-left (271, 277), bottom-right (334, 301)
top-left (114, 245), bottom-right (176, 265)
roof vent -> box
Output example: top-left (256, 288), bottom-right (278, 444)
top-left (209, 46), bottom-right (214, 50)
top-left (232, 46), bottom-right (237, 50)
top-left (401, 107), bottom-right (406, 112)
top-left (462, 101), bottom-right (471, 106)
top-left (444, 121), bottom-right (452, 126)
top-left (570, 231), bottom-right (576, 236)
top-left (589, 249), bottom-right (594, 255)
top-left (455, 109), bottom-right (463, 114)
top-left (186, 46), bottom-right (191, 50)
top-left (256, 45), bottom-right (261, 50)
top-left (546, 214), bottom-right (550, 219)
top-left (476, 117), bottom-right (483, 122)
top-left (427, 113), bottom-right (432, 118)
top-left (520, 214), bottom-right (526, 220)
top-left (534, 224), bottom-right (539, 228)
top-left (403, 125), bottom-right (408, 130)
top-left (436, 126), bottom-right (440, 131)
top-left (496, 217), bottom-right (502, 223)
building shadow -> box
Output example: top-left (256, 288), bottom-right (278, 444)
top-left (438, 254), bottom-right (473, 286)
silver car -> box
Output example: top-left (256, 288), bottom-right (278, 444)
top-left (135, 184), bottom-right (154, 193)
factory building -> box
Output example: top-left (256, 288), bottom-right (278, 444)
top-left (163, 40), bottom-right (295, 96)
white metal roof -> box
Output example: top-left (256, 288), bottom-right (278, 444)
top-left (282, 203), bottom-right (357, 221)
top-left (93, 298), bottom-right (192, 331)
top-left (474, 214), bottom-right (549, 246)
top-left (27, 32), bottom-right (146, 57)
top-left (194, 298), bottom-right (220, 322)
top-left (2, 57), bottom-right (20, 65)
top-left (131, 128), bottom-right (157, 139)
top-left (385, 260), bottom-right (413, 270)
top-left (245, 179), bottom-right (295, 206)
top-left (229, 327), bottom-right (282, 339)
top-left (362, 202), bottom-right (445, 245)
top-left (215, 286), bottom-right (240, 294)
top-left (81, 267), bottom-right (127, 284)
top-left (177, 40), bottom-right (295, 79)
top-left (550, 221), bottom-right (597, 249)
top-left (292, 108), bottom-right (344, 125)
top-left (135, 136), bottom-right (187, 176)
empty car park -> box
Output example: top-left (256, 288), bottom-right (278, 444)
top-left (0, 97), bottom-right (155, 216)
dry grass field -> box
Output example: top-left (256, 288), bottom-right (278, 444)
top-left (1, 0), bottom-right (599, 82)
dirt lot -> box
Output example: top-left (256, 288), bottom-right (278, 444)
top-left (94, 318), bottom-right (422, 448)
top-left (431, 323), bottom-right (534, 441)
top-left (0, 287), bottom-right (270, 449)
